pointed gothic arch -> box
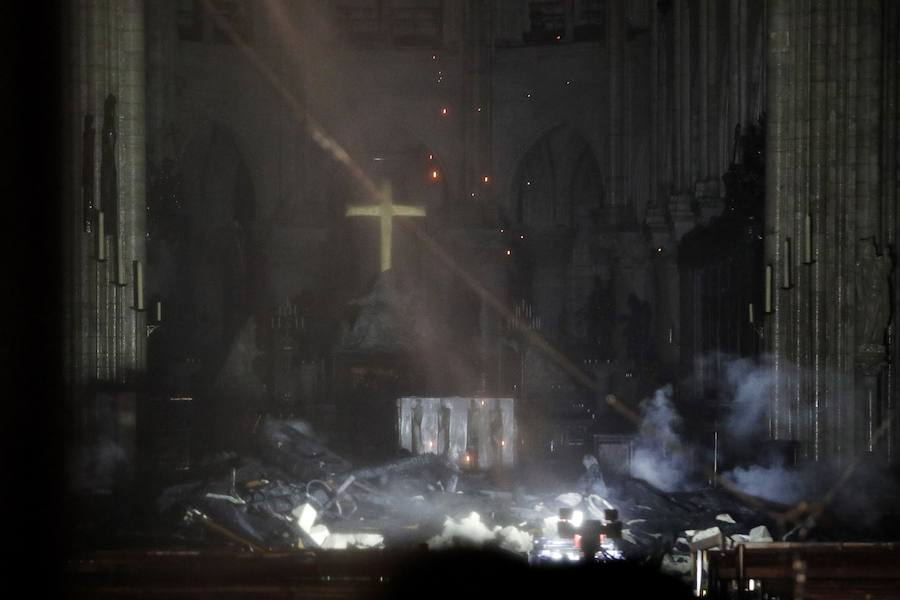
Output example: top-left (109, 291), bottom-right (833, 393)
top-left (511, 124), bottom-right (605, 229)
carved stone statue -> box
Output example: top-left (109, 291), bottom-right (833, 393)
top-left (100, 94), bottom-right (118, 231)
top-left (856, 237), bottom-right (892, 349)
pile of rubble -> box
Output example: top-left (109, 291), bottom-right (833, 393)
top-left (157, 417), bottom-right (463, 552)
top-left (154, 417), bottom-right (790, 580)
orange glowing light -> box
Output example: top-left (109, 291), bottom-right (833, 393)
top-left (482, 175), bottom-right (490, 184)
top-left (431, 169), bottom-right (439, 180)
top-left (440, 107), bottom-right (448, 116)
top-left (506, 249), bottom-right (511, 256)
top-left (428, 153), bottom-right (433, 160)
top-left (501, 440), bottom-right (506, 447)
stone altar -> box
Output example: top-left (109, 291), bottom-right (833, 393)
top-left (397, 397), bottom-right (516, 469)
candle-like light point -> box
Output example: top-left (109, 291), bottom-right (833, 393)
top-left (506, 249), bottom-right (511, 256)
top-left (483, 175), bottom-right (490, 184)
top-left (431, 169), bottom-right (439, 180)
top-left (428, 153), bottom-right (433, 160)
top-left (440, 107), bottom-right (448, 116)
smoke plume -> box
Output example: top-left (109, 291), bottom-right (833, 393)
top-left (630, 384), bottom-right (693, 491)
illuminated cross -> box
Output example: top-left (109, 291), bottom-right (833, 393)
top-left (346, 180), bottom-right (426, 272)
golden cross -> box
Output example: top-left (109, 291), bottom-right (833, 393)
top-left (346, 180), bottom-right (426, 272)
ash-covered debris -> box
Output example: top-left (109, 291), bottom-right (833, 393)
top-left (158, 416), bottom-right (466, 551)
top-left (148, 420), bottom-right (863, 583)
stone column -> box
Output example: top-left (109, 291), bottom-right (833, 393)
top-left (65, 0), bottom-right (147, 387)
top-left (766, 0), bottom-right (889, 464)
top-left (883, 0), bottom-right (900, 461)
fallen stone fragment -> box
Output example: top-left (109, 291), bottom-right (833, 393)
top-left (749, 525), bottom-right (773, 542)
top-left (716, 513), bottom-right (736, 524)
top-left (309, 524), bottom-right (330, 546)
top-left (691, 526), bottom-right (723, 550)
top-left (730, 533), bottom-right (750, 544)
top-left (291, 503), bottom-right (317, 533)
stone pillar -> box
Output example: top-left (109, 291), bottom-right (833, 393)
top-left (766, 0), bottom-right (891, 464)
top-left (65, 0), bottom-right (147, 387)
top-left (883, 0), bottom-right (900, 461)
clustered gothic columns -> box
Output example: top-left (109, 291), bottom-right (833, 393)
top-left (765, 0), bottom-right (900, 463)
top-left (64, 0), bottom-right (147, 385)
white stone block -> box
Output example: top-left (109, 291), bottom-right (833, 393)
top-left (291, 503), bottom-right (318, 533)
top-left (749, 525), bottom-right (773, 542)
top-left (716, 513), bottom-right (736, 524)
top-left (309, 524), bottom-right (330, 547)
